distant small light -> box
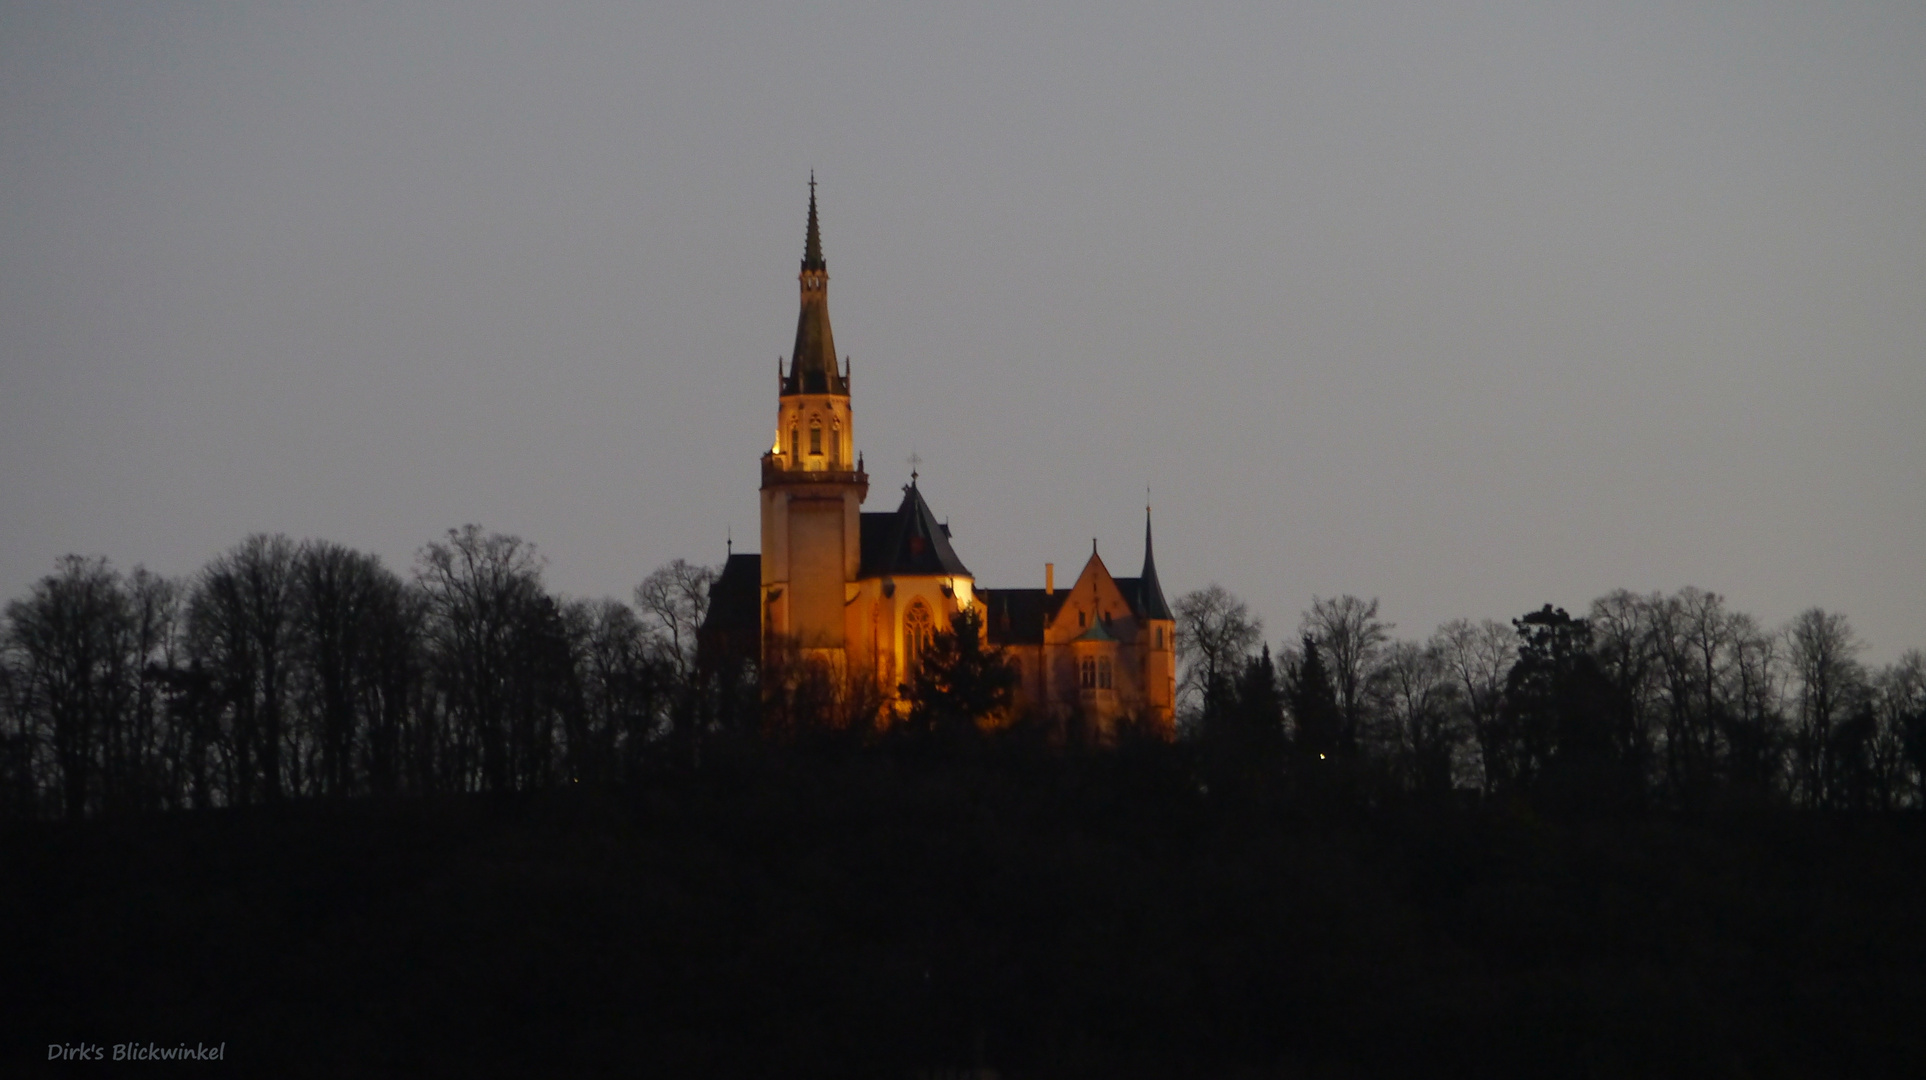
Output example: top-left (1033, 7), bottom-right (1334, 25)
top-left (1319, 753), bottom-right (1326, 760)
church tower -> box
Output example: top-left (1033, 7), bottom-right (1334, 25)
top-left (759, 177), bottom-right (868, 663)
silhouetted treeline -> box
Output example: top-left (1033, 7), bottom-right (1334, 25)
top-left (1177, 587), bottom-right (1926, 813)
top-left (6, 531), bottom-right (1924, 820)
top-left (9, 541), bottom-right (1926, 1073)
top-left (0, 528), bottom-right (749, 820)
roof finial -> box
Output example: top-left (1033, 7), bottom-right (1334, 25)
top-left (908, 450), bottom-right (922, 485)
top-left (727, 524), bottom-right (733, 555)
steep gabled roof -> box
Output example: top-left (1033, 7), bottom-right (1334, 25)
top-left (696, 551), bottom-right (762, 669)
top-left (858, 480), bottom-right (971, 578)
top-left (701, 552), bottom-right (761, 634)
top-left (982, 587), bottom-right (1071, 645)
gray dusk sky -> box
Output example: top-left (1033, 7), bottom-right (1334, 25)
top-left (3, 2), bottom-right (1922, 659)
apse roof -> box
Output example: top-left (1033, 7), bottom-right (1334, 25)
top-left (857, 481), bottom-right (972, 579)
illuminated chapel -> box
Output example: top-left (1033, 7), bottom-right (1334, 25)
top-left (702, 182), bottom-right (1176, 736)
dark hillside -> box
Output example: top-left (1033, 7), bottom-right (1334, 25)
top-left (6, 744), bottom-right (1924, 1078)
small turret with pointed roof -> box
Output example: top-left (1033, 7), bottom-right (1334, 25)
top-left (784, 174), bottom-right (848, 397)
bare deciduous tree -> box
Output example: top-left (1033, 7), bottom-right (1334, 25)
top-left (564, 597), bottom-right (665, 784)
top-left (125, 566), bottom-right (182, 813)
top-left (190, 534), bottom-right (299, 804)
top-left (634, 559), bottom-right (716, 682)
top-left (1435, 618), bottom-right (1516, 794)
top-left (293, 541), bottom-right (403, 798)
top-left (1722, 611), bottom-right (1787, 794)
top-left (1373, 639), bottom-right (1462, 793)
top-left (1300, 595), bottom-right (1391, 752)
top-left (1875, 651), bottom-right (1926, 806)
top-left (5, 556), bottom-right (133, 819)
top-left (1586, 589), bottom-right (1662, 786)
top-left (1174, 585), bottom-right (1262, 726)
top-left (417, 526), bottom-right (549, 793)
top-left (1786, 608), bottom-right (1865, 807)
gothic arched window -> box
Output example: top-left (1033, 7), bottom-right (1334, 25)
top-left (1099, 657), bottom-right (1113, 690)
top-left (903, 601), bottom-right (934, 677)
top-left (830, 422), bottom-right (842, 465)
top-left (1079, 657), bottom-right (1095, 689)
top-left (790, 426), bottom-right (799, 461)
top-left (809, 420), bottom-right (823, 456)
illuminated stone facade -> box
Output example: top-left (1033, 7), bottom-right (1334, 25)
top-left (706, 182), bottom-right (1175, 737)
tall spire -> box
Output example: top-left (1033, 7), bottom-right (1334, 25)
top-left (784, 175), bottom-right (846, 396)
top-left (802, 171), bottom-right (824, 271)
top-left (1139, 504), bottom-right (1172, 620)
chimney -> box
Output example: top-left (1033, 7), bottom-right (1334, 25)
top-left (1045, 563), bottom-right (1055, 596)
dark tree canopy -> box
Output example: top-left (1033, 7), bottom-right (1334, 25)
top-left (902, 606), bottom-right (1018, 742)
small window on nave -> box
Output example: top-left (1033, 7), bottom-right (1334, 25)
top-left (1099, 657), bottom-right (1112, 690)
top-left (790, 427), bottom-right (799, 460)
top-left (1079, 657), bottom-right (1095, 689)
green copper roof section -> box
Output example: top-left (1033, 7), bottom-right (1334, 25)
top-left (1075, 616), bottom-right (1117, 643)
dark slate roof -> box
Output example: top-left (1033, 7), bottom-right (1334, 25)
top-left (782, 178), bottom-right (848, 397)
top-left (699, 552), bottom-right (761, 641)
top-left (858, 481), bottom-right (972, 579)
top-left (982, 587), bottom-right (1071, 646)
top-left (1113, 577), bottom-right (1153, 620)
top-left (1136, 509), bottom-right (1173, 620)
top-left (859, 512), bottom-right (897, 570)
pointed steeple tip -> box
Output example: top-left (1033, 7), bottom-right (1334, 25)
top-left (1139, 502), bottom-right (1172, 620)
top-left (802, 173), bottom-right (825, 272)
top-left (784, 175), bottom-right (843, 395)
